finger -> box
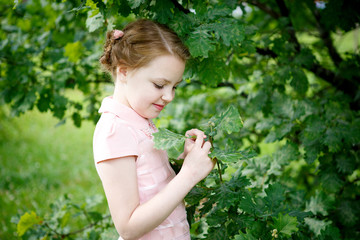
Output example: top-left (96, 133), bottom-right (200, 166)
top-left (195, 133), bottom-right (206, 147)
top-left (185, 129), bottom-right (197, 137)
top-left (185, 129), bottom-right (206, 139)
top-left (202, 141), bottom-right (212, 152)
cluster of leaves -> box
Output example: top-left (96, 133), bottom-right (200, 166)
top-left (0, 0), bottom-right (109, 127)
top-left (2, 0), bottom-right (360, 239)
top-left (13, 195), bottom-right (117, 239)
top-left (154, 105), bottom-right (307, 239)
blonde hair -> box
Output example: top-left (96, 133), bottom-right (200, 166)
top-left (100, 19), bottom-right (190, 76)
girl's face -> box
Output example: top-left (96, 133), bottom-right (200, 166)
top-left (117, 55), bottom-right (185, 119)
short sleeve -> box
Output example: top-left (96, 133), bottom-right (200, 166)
top-left (93, 113), bottom-right (139, 163)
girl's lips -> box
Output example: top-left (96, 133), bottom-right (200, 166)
top-left (153, 104), bottom-right (165, 111)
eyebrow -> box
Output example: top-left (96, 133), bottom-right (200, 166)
top-left (153, 78), bottom-right (182, 84)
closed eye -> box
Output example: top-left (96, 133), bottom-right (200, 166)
top-left (153, 83), bottom-right (164, 89)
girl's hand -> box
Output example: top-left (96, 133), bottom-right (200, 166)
top-left (180, 130), bottom-right (215, 186)
top-left (180, 129), bottom-right (207, 159)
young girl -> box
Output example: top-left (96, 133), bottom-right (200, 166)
top-left (93, 19), bottom-right (215, 240)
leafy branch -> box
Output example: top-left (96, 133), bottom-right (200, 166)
top-left (245, 0), bottom-right (360, 109)
top-left (154, 105), bottom-right (245, 184)
top-left (16, 195), bottom-right (114, 239)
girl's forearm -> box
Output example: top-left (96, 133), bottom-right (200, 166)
top-left (118, 169), bottom-right (195, 240)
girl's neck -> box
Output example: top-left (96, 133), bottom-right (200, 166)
top-left (113, 81), bottom-right (130, 108)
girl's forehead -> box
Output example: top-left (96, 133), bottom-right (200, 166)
top-left (136, 55), bottom-right (185, 75)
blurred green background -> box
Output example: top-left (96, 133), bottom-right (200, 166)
top-left (0, 105), bottom-right (106, 238)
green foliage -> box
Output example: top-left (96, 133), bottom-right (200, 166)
top-left (2, 0), bottom-right (360, 239)
top-left (13, 195), bottom-right (116, 239)
top-left (206, 105), bottom-right (244, 137)
top-left (17, 211), bottom-right (43, 237)
top-left (272, 214), bottom-right (299, 237)
top-left (153, 128), bottom-right (186, 159)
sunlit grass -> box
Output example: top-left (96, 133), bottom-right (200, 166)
top-left (0, 107), bottom-right (106, 239)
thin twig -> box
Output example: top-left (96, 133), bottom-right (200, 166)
top-left (209, 135), bottom-right (223, 184)
top-left (216, 159), bottom-right (223, 183)
top-left (63, 214), bottom-right (111, 237)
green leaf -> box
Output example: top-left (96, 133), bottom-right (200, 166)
top-left (239, 191), bottom-right (263, 216)
top-left (206, 5), bottom-right (232, 20)
top-left (304, 217), bottom-right (329, 236)
top-left (64, 41), bottom-right (84, 63)
top-left (72, 112), bottom-right (82, 127)
top-left (204, 19), bottom-right (245, 46)
top-left (185, 186), bottom-right (208, 205)
top-left (60, 211), bottom-right (71, 228)
top-left (53, 94), bottom-right (68, 119)
top-left (234, 231), bottom-right (257, 240)
top-left (290, 68), bottom-right (308, 95)
top-left (86, 11), bottom-right (104, 32)
top-left (210, 148), bottom-right (255, 163)
top-left (127, 0), bottom-right (145, 9)
top-left (271, 93), bottom-right (294, 119)
top-left (206, 210), bottom-right (228, 226)
top-left (319, 225), bottom-right (341, 240)
top-left (13, 0), bottom-right (21, 9)
top-left (207, 105), bottom-right (243, 136)
top-left (294, 48), bottom-right (316, 68)
top-left (197, 57), bottom-right (229, 86)
top-left (185, 30), bottom-right (216, 58)
top-left (86, 0), bottom-right (99, 17)
top-left (152, 0), bottom-right (174, 24)
top-left (153, 128), bottom-right (186, 159)
top-left (272, 142), bottom-right (299, 165)
top-left (322, 127), bottom-right (343, 153)
top-left (170, 12), bottom-right (197, 37)
top-left (255, 118), bottom-right (281, 131)
top-left (337, 200), bottom-right (359, 226)
top-left (305, 190), bottom-right (334, 216)
top-left (17, 211), bottom-right (43, 237)
top-left (248, 89), bottom-right (269, 112)
top-left (335, 152), bottom-right (356, 174)
top-left (320, 171), bottom-right (344, 193)
top-left (265, 121), bottom-right (294, 143)
top-left (214, 173), bottom-right (251, 208)
top-left (273, 213), bottom-right (299, 237)
top-left (153, 128), bottom-right (185, 150)
top-left (263, 183), bottom-right (285, 212)
top-left (206, 226), bottom-right (228, 240)
top-left (88, 211), bottom-right (103, 222)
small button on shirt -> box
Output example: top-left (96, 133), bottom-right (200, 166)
top-left (93, 96), bottom-right (190, 240)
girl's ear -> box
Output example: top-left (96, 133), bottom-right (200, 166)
top-left (116, 65), bottom-right (128, 83)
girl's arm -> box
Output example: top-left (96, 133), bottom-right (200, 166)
top-left (97, 132), bottom-right (213, 240)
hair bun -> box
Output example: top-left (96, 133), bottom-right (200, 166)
top-left (113, 30), bottom-right (124, 40)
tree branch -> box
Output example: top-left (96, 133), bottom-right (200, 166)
top-left (255, 47), bottom-right (359, 108)
top-left (243, 0), bottom-right (281, 19)
top-left (255, 47), bottom-right (277, 58)
top-left (245, 0), bottom-right (300, 51)
top-left (313, 9), bottom-right (343, 67)
top-left (246, 0), bottom-right (359, 107)
top-left (170, 0), bottom-right (190, 14)
top-left (64, 214), bottom-right (111, 237)
top-left (274, 0), bottom-right (301, 52)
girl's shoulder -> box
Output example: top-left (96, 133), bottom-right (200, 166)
top-left (93, 112), bottom-right (140, 163)
top-left (96, 112), bottom-right (138, 139)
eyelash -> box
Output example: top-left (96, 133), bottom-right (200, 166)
top-left (154, 83), bottom-right (163, 89)
top-left (153, 83), bottom-right (178, 90)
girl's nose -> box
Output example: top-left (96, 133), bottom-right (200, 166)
top-left (161, 89), bottom-right (175, 103)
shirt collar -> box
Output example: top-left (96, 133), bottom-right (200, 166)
top-left (99, 96), bottom-right (154, 131)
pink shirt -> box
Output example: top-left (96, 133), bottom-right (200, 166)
top-left (93, 96), bottom-right (190, 240)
